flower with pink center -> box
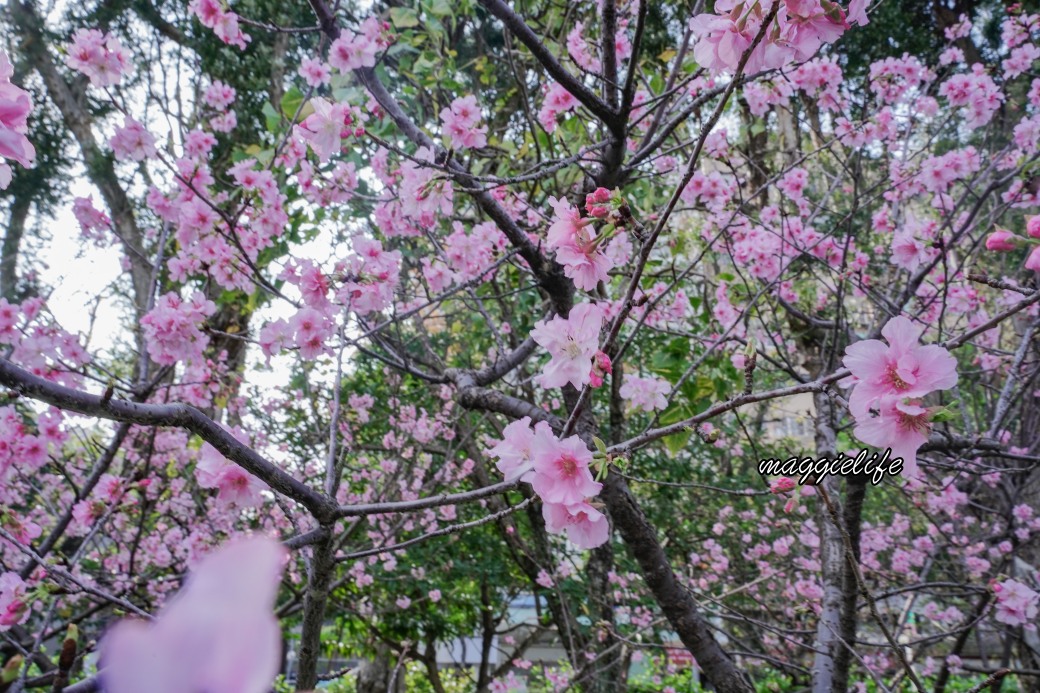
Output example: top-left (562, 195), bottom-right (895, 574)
top-left (195, 433), bottom-right (267, 509)
top-left (298, 58), bottom-right (331, 87)
top-left (101, 537), bottom-right (286, 693)
top-left (545, 197), bottom-right (614, 291)
top-left (542, 500), bottom-right (610, 549)
top-left (851, 396), bottom-right (934, 478)
top-left (530, 302), bottom-right (604, 390)
top-left (842, 315), bottom-right (958, 419)
top-left (529, 433), bottom-right (601, 506)
top-left (538, 82), bottom-right (579, 132)
top-left (110, 115), bottom-right (159, 161)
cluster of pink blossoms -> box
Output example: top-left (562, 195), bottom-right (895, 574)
top-left (140, 292), bottom-right (217, 366)
top-left (843, 316), bottom-right (959, 479)
top-left (689, 0), bottom-right (868, 75)
top-left (329, 17), bottom-right (391, 72)
top-left (545, 193), bottom-right (616, 291)
top-left (985, 215), bottom-right (1040, 272)
top-left (65, 29), bottom-right (129, 87)
top-left (190, 0), bottom-right (251, 50)
top-left (530, 302), bottom-right (610, 390)
top-left (0, 51), bottom-right (35, 189)
top-left (538, 82), bottom-right (579, 133)
top-left (619, 375), bottom-right (670, 413)
top-left (101, 537), bottom-right (285, 693)
top-left (440, 95), bottom-right (487, 150)
top-left (992, 578), bottom-right (1039, 628)
top-left (489, 418), bottom-right (608, 549)
top-left (109, 116), bottom-right (158, 162)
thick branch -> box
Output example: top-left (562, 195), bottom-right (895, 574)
top-left (0, 358), bottom-right (337, 523)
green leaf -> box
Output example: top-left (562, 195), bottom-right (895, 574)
top-left (280, 86), bottom-right (306, 118)
top-left (389, 7), bottom-right (419, 28)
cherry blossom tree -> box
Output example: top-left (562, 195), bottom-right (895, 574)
top-left (0, 0), bottom-right (1039, 692)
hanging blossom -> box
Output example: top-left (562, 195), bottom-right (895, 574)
top-left (65, 29), bottom-right (130, 87)
top-left (101, 537), bottom-right (286, 693)
top-left (689, 0), bottom-right (869, 75)
top-left (0, 51), bottom-right (35, 189)
top-left (842, 316), bottom-right (958, 478)
top-left (109, 116), bottom-right (157, 162)
top-left (488, 418), bottom-right (608, 549)
top-left (530, 302), bottom-right (609, 391)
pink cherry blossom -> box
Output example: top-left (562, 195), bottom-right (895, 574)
top-left (619, 375), bottom-right (670, 412)
top-left (101, 537), bottom-right (286, 693)
top-left (851, 396), bottom-right (933, 479)
top-left (195, 441), bottom-right (266, 508)
top-left (109, 116), bottom-right (157, 162)
top-left (141, 291), bottom-right (217, 366)
top-left (0, 51), bottom-right (35, 178)
top-left (488, 417), bottom-right (555, 482)
top-left (65, 29), bottom-right (129, 87)
top-left (529, 433), bottom-right (601, 506)
top-left (530, 302), bottom-right (604, 390)
top-left (297, 98), bottom-right (354, 162)
top-left (440, 95), bottom-right (487, 149)
top-left (542, 500), bottom-right (610, 549)
top-left (843, 315), bottom-right (958, 419)
top-left (1027, 244), bottom-right (1040, 272)
top-left (298, 58), bottom-right (331, 87)
top-left (992, 578), bottom-right (1039, 628)
top-left (545, 197), bottom-right (614, 291)
top-left (0, 572), bottom-right (28, 629)
top-left (538, 82), bottom-right (579, 133)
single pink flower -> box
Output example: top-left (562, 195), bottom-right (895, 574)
top-left (542, 501), bottom-right (610, 549)
top-left (843, 315), bottom-right (958, 419)
top-left (530, 302), bottom-right (604, 390)
top-left (852, 396), bottom-right (933, 478)
top-left (529, 433), bottom-right (601, 506)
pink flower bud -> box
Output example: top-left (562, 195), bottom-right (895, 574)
top-left (1027, 216), bottom-right (1040, 239)
top-left (985, 229), bottom-right (1017, 251)
top-left (770, 477), bottom-right (797, 494)
top-left (1026, 244), bottom-right (1040, 272)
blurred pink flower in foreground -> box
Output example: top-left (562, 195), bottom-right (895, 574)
top-left (101, 536), bottom-right (286, 693)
